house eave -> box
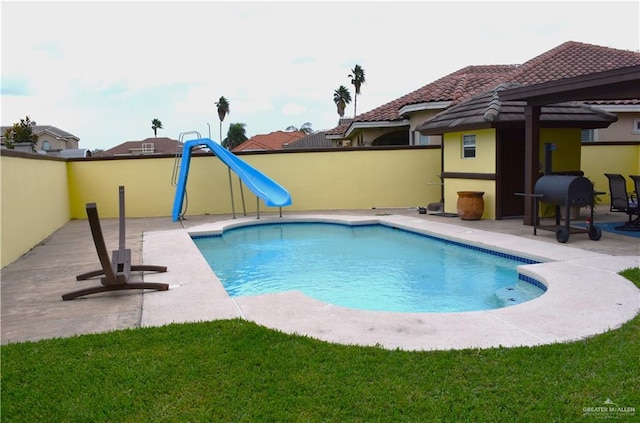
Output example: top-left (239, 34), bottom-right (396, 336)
top-left (418, 119), bottom-right (615, 135)
top-left (345, 120), bottom-right (410, 138)
top-left (418, 123), bottom-right (494, 135)
top-left (398, 101), bottom-right (452, 116)
top-left (325, 134), bottom-right (344, 140)
top-left (590, 104), bottom-right (640, 113)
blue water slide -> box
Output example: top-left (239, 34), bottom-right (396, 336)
top-left (172, 138), bottom-right (292, 221)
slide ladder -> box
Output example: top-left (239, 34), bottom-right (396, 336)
top-left (171, 134), bottom-right (292, 222)
top-left (171, 131), bottom-right (196, 187)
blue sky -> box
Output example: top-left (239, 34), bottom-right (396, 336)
top-left (2, 0), bottom-right (639, 151)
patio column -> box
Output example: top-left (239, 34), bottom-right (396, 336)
top-left (523, 104), bottom-right (540, 226)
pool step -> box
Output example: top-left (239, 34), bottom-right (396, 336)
top-left (495, 282), bottom-right (543, 307)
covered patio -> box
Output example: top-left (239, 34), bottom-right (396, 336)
top-left (498, 65), bottom-right (640, 225)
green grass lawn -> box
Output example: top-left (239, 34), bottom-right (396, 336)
top-left (2, 269), bottom-right (639, 422)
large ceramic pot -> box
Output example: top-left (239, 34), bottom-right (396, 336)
top-left (456, 191), bottom-right (485, 220)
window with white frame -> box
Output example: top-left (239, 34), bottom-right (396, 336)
top-left (462, 134), bottom-right (476, 158)
top-left (581, 129), bottom-right (594, 142)
top-left (633, 118), bottom-right (640, 134)
top-left (42, 140), bottom-right (51, 151)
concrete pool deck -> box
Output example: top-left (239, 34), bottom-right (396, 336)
top-left (2, 207), bottom-right (639, 350)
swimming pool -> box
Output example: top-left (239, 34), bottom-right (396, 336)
top-left (192, 222), bottom-right (545, 313)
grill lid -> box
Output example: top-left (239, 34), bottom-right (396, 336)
top-left (534, 175), bottom-right (594, 206)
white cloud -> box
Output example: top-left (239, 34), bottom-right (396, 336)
top-left (282, 103), bottom-right (306, 115)
top-left (2, 1), bottom-right (638, 150)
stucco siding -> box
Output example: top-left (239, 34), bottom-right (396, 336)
top-left (1, 154), bottom-right (70, 267)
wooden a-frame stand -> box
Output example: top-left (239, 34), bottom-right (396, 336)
top-left (62, 186), bottom-right (169, 301)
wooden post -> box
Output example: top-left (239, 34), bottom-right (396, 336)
top-left (524, 105), bottom-right (541, 226)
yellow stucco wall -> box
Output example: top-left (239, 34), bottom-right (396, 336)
top-left (444, 129), bottom-right (496, 173)
top-left (249, 149), bottom-right (442, 211)
top-left (441, 128), bottom-right (585, 219)
top-left (444, 179), bottom-right (496, 219)
top-left (67, 148), bottom-right (443, 219)
top-left (442, 129), bottom-right (497, 218)
top-left (581, 143), bottom-right (640, 197)
top-left (2, 143), bottom-right (638, 268)
top-left (1, 155), bottom-right (70, 267)
top-left (540, 128), bottom-right (582, 173)
top-left (67, 157), bottom-right (179, 218)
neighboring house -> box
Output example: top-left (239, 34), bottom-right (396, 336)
top-left (330, 41), bottom-right (640, 147)
top-left (580, 98), bottom-right (640, 142)
top-left (232, 130), bottom-right (306, 152)
top-left (326, 65), bottom-right (517, 147)
top-left (95, 137), bottom-right (182, 157)
top-left (0, 122), bottom-right (83, 157)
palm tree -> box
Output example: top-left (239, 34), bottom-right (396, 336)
top-left (151, 118), bottom-right (163, 137)
top-left (222, 122), bottom-right (248, 150)
top-left (348, 64), bottom-right (365, 117)
top-left (285, 122), bottom-right (313, 134)
top-left (215, 96), bottom-right (230, 142)
top-left (333, 85), bottom-right (352, 118)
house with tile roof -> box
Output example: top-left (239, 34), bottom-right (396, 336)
top-left (95, 137), bottom-right (182, 157)
top-left (324, 41), bottom-right (640, 222)
top-left (0, 122), bottom-right (84, 157)
top-left (412, 45), bottom-right (639, 221)
top-left (232, 130), bottom-right (306, 152)
top-left (327, 65), bottom-right (518, 147)
top-left (330, 41), bottom-right (640, 147)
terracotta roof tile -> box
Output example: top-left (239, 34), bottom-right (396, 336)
top-left (325, 120), bottom-right (353, 137)
top-left (501, 41), bottom-right (640, 87)
top-left (327, 41), bottom-right (640, 137)
top-left (356, 65), bottom-right (517, 122)
top-left (232, 130), bottom-right (306, 152)
top-left (324, 65), bottom-right (516, 136)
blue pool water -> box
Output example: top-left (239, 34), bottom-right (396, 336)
top-left (193, 223), bottom-right (545, 313)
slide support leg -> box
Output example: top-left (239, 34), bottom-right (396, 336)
top-left (228, 167), bottom-right (236, 219)
top-left (239, 177), bottom-right (246, 216)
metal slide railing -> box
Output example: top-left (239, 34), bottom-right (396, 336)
top-left (171, 131), bottom-right (260, 220)
top-left (171, 136), bottom-right (291, 222)
top-left (171, 131), bottom-right (202, 220)
top-left (172, 131), bottom-right (201, 187)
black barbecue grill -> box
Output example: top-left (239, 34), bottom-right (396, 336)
top-left (532, 175), bottom-right (601, 243)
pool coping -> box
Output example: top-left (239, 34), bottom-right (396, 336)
top-left (141, 214), bottom-right (640, 351)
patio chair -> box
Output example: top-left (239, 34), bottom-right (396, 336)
top-left (629, 174), bottom-right (640, 222)
top-left (62, 186), bottom-right (169, 301)
top-left (604, 173), bottom-right (639, 231)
